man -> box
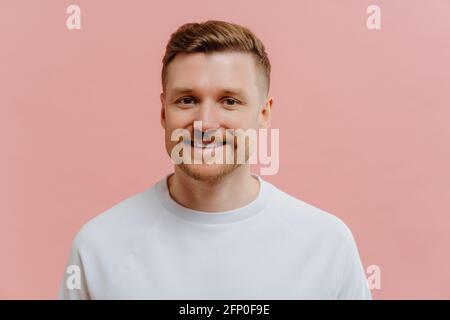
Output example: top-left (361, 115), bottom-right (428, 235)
top-left (59, 20), bottom-right (371, 299)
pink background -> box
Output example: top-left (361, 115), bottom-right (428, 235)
top-left (1, 0), bottom-right (450, 299)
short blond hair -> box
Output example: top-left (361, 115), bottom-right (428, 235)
top-left (161, 20), bottom-right (271, 96)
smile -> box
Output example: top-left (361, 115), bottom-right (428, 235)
top-left (186, 140), bottom-right (227, 149)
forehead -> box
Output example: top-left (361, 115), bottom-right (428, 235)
top-left (165, 51), bottom-right (260, 94)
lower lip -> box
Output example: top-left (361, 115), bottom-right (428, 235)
top-left (192, 143), bottom-right (226, 149)
top-left (182, 140), bottom-right (232, 150)
top-left (185, 141), bottom-right (229, 149)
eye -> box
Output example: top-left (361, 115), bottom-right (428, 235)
top-left (176, 96), bottom-right (196, 105)
top-left (223, 97), bottom-right (240, 107)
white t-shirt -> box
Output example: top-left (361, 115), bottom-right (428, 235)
top-left (59, 173), bottom-right (372, 300)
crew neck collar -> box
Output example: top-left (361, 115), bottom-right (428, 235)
top-left (155, 172), bottom-right (272, 224)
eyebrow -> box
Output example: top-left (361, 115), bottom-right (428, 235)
top-left (170, 87), bottom-right (248, 100)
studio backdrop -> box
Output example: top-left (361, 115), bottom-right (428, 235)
top-left (1, 0), bottom-right (450, 299)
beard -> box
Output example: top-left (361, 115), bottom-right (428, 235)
top-left (177, 162), bottom-right (242, 184)
top-left (168, 127), bottom-right (254, 184)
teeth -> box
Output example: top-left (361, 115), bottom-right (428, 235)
top-left (195, 142), bottom-right (218, 148)
top-left (189, 141), bottom-right (225, 149)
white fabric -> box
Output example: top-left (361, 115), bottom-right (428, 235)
top-left (59, 173), bottom-right (372, 299)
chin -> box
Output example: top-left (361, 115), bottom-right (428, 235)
top-left (178, 163), bottom-right (241, 183)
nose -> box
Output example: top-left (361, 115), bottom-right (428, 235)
top-left (196, 99), bottom-right (221, 133)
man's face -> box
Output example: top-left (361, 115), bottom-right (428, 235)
top-left (160, 51), bottom-right (272, 183)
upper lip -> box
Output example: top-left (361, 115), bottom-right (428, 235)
top-left (188, 140), bottom-right (226, 147)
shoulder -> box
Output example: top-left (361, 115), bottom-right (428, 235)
top-left (71, 183), bottom-right (160, 251)
top-left (265, 181), bottom-right (356, 245)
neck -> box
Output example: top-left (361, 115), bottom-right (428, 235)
top-left (167, 165), bottom-right (260, 212)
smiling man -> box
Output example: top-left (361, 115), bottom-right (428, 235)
top-left (59, 20), bottom-right (371, 299)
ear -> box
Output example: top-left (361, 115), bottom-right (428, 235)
top-left (259, 96), bottom-right (273, 129)
top-left (160, 92), bottom-right (166, 129)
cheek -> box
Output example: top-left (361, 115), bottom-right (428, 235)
top-left (163, 111), bottom-right (192, 148)
top-left (164, 107), bottom-right (259, 131)
top-left (224, 111), bottom-right (259, 130)
top-left (164, 111), bottom-right (191, 132)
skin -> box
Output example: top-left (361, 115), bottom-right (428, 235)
top-left (160, 51), bottom-right (273, 212)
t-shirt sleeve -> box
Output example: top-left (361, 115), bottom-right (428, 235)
top-left (58, 235), bottom-right (92, 300)
top-left (336, 231), bottom-right (372, 300)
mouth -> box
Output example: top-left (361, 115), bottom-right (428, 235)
top-left (186, 140), bottom-right (227, 149)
